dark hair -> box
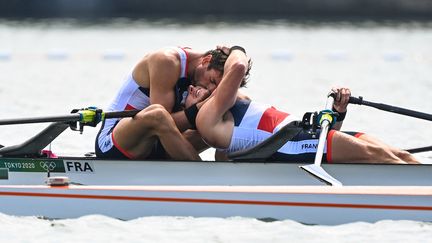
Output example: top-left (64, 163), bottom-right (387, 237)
top-left (204, 49), bottom-right (252, 87)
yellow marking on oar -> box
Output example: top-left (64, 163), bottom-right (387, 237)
top-left (320, 113), bottom-right (334, 124)
top-left (79, 109), bottom-right (97, 123)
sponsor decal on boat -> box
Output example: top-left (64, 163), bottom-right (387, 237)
top-left (0, 158), bottom-right (66, 173)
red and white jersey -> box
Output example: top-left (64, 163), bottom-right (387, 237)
top-left (224, 100), bottom-right (300, 153)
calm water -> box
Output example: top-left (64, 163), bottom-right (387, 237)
top-left (0, 19), bottom-right (432, 241)
top-left (1, 214), bottom-right (432, 243)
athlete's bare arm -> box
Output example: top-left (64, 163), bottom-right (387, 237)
top-left (134, 49), bottom-right (196, 132)
top-left (197, 50), bottom-right (250, 148)
top-left (146, 51), bottom-right (180, 111)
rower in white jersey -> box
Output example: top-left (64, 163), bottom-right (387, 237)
top-left (95, 46), bottom-right (251, 160)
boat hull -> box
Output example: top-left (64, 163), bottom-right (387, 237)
top-left (1, 157), bottom-right (432, 224)
top-left (1, 157), bottom-right (432, 186)
top-left (1, 185), bottom-right (431, 225)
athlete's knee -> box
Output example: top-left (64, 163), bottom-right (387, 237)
top-left (393, 149), bottom-right (407, 157)
top-left (150, 105), bottom-right (171, 121)
top-left (134, 105), bottom-right (173, 128)
top-left (365, 144), bottom-right (399, 162)
top-left (394, 149), bottom-right (418, 161)
top-left (144, 104), bottom-right (166, 112)
top-left (136, 105), bottom-right (167, 121)
top-left (146, 106), bottom-right (178, 134)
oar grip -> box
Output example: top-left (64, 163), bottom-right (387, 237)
top-left (348, 96), bottom-right (363, 105)
top-left (329, 93), bottom-right (363, 105)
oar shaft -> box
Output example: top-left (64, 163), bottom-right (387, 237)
top-left (0, 110), bottom-right (140, 126)
top-left (0, 114), bottom-right (81, 125)
top-left (314, 95), bottom-right (335, 166)
top-left (314, 120), bottom-right (330, 165)
top-left (349, 96), bottom-right (432, 121)
top-left (105, 110), bottom-right (140, 119)
top-left (406, 146), bottom-right (432, 154)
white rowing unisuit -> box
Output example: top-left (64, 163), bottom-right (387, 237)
top-left (97, 47), bottom-right (189, 155)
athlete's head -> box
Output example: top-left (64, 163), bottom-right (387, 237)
top-left (192, 49), bottom-right (251, 92)
top-left (183, 85), bottom-right (211, 109)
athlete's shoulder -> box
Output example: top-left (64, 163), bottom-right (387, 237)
top-left (141, 49), bottom-right (181, 75)
top-left (146, 48), bottom-right (179, 63)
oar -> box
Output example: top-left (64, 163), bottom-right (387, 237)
top-left (0, 109), bottom-right (140, 126)
top-left (349, 96), bottom-right (432, 122)
top-left (349, 96), bottom-right (432, 154)
top-left (300, 94), bottom-right (343, 186)
top-left (406, 146), bottom-right (432, 154)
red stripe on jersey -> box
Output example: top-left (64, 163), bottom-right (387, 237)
top-left (257, 107), bottom-right (289, 133)
top-left (125, 104), bottom-right (136, 111)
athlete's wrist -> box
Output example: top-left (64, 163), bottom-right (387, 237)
top-left (332, 107), bottom-right (347, 122)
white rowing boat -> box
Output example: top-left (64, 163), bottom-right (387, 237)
top-left (1, 156), bottom-right (432, 186)
top-left (0, 156), bottom-right (431, 225)
top-left (0, 95), bottom-right (431, 224)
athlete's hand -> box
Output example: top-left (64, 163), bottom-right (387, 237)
top-left (216, 45), bottom-right (231, 55)
top-left (331, 87), bottom-right (351, 113)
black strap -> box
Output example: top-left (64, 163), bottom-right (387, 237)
top-left (332, 107), bottom-right (347, 122)
top-left (173, 77), bottom-right (192, 112)
top-left (184, 104), bottom-right (198, 129)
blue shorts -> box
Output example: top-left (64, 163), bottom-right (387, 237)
top-left (95, 138), bottom-right (167, 160)
top-left (270, 129), bottom-right (363, 163)
top-left (95, 120), bottom-right (167, 160)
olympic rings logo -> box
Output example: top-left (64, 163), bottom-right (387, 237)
top-left (40, 161), bottom-right (57, 171)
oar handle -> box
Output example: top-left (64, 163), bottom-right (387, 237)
top-left (330, 93), bottom-right (364, 106)
top-left (348, 96), bottom-right (432, 122)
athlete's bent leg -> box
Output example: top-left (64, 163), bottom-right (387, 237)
top-left (330, 131), bottom-right (404, 164)
top-left (355, 134), bottom-right (419, 164)
top-left (151, 107), bottom-right (201, 160)
top-left (113, 104), bottom-right (201, 160)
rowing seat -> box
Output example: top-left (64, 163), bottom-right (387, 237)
top-left (228, 121), bottom-right (303, 161)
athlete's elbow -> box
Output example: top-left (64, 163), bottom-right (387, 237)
top-left (226, 61), bottom-right (246, 76)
